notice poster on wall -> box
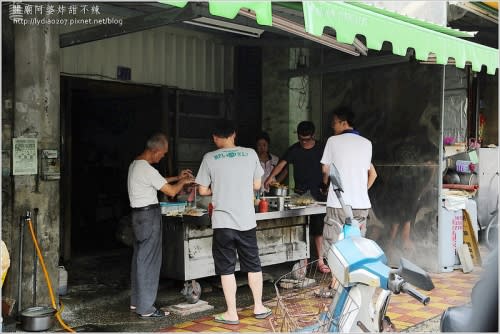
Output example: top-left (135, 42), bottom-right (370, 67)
top-left (13, 138), bottom-right (37, 175)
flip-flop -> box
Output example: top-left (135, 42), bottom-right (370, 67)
top-left (214, 314), bottom-right (239, 325)
top-left (254, 307), bottom-right (272, 319)
top-left (319, 264), bottom-right (331, 273)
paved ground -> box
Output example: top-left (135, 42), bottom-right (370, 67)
top-left (158, 268), bottom-right (482, 332)
top-left (38, 244), bottom-right (487, 333)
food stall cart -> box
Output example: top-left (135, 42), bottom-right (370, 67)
top-left (161, 204), bottom-right (326, 282)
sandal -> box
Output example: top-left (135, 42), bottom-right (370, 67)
top-left (318, 263), bottom-right (331, 273)
top-left (139, 309), bottom-right (169, 318)
top-left (254, 307), bottom-right (272, 319)
top-left (214, 313), bottom-right (239, 325)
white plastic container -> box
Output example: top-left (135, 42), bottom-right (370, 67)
top-left (438, 207), bottom-right (463, 272)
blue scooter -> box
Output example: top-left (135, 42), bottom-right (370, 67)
top-left (323, 163), bottom-right (434, 332)
top-left (273, 163), bottom-right (434, 332)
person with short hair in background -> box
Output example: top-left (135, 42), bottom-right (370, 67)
top-left (255, 131), bottom-right (287, 194)
top-left (264, 121), bottom-right (327, 273)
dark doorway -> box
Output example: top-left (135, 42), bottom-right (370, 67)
top-left (234, 46), bottom-right (262, 147)
top-left (61, 77), bottom-right (172, 258)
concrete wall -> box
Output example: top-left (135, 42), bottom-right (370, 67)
top-left (2, 18), bottom-right (61, 309)
top-left (288, 48), bottom-right (311, 147)
top-left (261, 47), bottom-right (320, 189)
top-left (261, 47), bottom-right (290, 159)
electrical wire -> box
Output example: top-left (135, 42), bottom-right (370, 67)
top-left (27, 217), bottom-right (75, 332)
top-left (468, 173), bottom-right (475, 186)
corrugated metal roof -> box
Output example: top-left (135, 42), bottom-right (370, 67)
top-left (61, 25), bottom-right (230, 93)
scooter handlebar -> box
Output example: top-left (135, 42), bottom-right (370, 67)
top-left (401, 282), bottom-right (430, 305)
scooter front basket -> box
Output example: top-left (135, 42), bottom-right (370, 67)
top-left (270, 259), bottom-right (359, 332)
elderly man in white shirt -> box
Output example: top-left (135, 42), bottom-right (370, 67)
top-left (127, 133), bottom-right (194, 318)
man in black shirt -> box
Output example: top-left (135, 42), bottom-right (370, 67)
top-left (264, 121), bottom-right (328, 272)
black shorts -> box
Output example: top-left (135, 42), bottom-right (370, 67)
top-left (310, 214), bottom-right (325, 236)
top-left (212, 228), bottom-right (261, 275)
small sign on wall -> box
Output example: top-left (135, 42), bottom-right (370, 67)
top-left (117, 66), bottom-right (131, 80)
top-left (12, 137), bottom-right (37, 175)
top-left (41, 149), bottom-right (60, 180)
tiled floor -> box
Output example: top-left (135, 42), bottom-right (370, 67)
top-left (158, 267), bottom-right (482, 332)
top-left (387, 268), bottom-right (482, 330)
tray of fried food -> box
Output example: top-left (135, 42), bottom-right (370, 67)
top-left (270, 181), bottom-right (288, 189)
top-left (183, 207), bottom-right (207, 216)
top-left (290, 192), bottom-right (315, 206)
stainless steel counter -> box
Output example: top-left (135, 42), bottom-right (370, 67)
top-left (256, 205), bottom-right (326, 221)
top-left (161, 205), bottom-right (325, 281)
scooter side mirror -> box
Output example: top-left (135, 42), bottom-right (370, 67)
top-left (398, 257), bottom-right (435, 291)
top-left (328, 163), bottom-right (343, 192)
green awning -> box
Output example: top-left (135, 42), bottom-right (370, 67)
top-left (161, 0), bottom-right (273, 25)
top-left (302, 1), bottom-right (498, 74)
top-left (347, 2), bottom-right (473, 38)
top-left (160, 1), bottom-right (498, 75)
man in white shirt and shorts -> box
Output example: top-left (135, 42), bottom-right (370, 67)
top-left (319, 107), bottom-right (376, 268)
top-left (196, 120), bottom-right (272, 325)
